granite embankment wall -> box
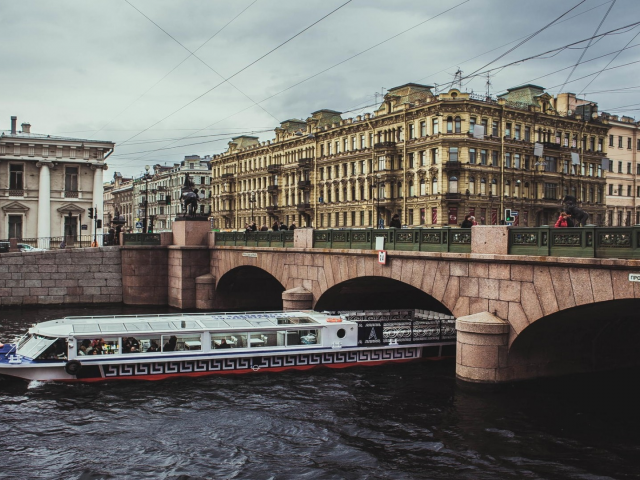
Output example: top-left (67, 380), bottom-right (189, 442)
top-left (0, 247), bottom-right (122, 307)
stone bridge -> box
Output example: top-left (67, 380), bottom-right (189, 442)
top-left (120, 224), bottom-right (640, 385)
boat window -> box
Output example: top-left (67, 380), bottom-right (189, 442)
top-left (276, 317), bottom-right (316, 325)
top-left (248, 319), bottom-right (276, 328)
top-left (17, 334), bottom-right (58, 359)
top-left (249, 331), bottom-right (273, 348)
top-left (73, 324), bottom-right (102, 334)
top-left (299, 329), bottom-right (319, 345)
top-left (124, 322), bottom-right (152, 332)
top-left (161, 335), bottom-right (201, 352)
top-left (121, 336), bottom-right (160, 354)
top-left (224, 319), bottom-right (252, 328)
top-left (171, 321), bottom-right (200, 330)
top-left (78, 338), bottom-right (119, 355)
top-left (36, 338), bottom-right (69, 361)
top-left (100, 323), bottom-right (125, 333)
top-left (211, 333), bottom-right (238, 349)
top-left (200, 319), bottom-right (229, 329)
top-left (149, 322), bottom-right (174, 331)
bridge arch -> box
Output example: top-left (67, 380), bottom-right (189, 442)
top-left (315, 276), bottom-right (453, 313)
top-left (215, 265), bottom-right (285, 310)
top-left (507, 299), bottom-right (640, 379)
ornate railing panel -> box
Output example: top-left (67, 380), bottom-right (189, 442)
top-left (123, 233), bottom-right (161, 246)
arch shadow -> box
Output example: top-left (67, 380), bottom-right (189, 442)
top-left (315, 276), bottom-right (452, 313)
top-left (216, 266), bottom-right (285, 311)
top-left (509, 299), bottom-right (640, 378)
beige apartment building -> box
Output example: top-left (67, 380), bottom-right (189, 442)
top-left (600, 114), bottom-right (639, 226)
top-left (209, 84), bottom-right (609, 229)
top-left (1, 116), bottom-right (114, 245)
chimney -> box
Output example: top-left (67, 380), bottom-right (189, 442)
top-left (21, 122), bottom-right (31, 134)
top-left (11, 116), bottom-right (17, 135)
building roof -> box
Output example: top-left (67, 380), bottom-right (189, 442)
top-left (0, 131), bottom-right (113, 145)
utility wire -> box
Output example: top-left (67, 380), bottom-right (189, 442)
top-left (463, 0), bottom-right (587, 81)
top-left (117, 0), bottom-right (353, 148)
top-left (125, 0), bottom-right (470, 165)
top-left (90, 0), bottom-right (259, 139)
top-left (558, 0), bottom-right (616, 92)
top-left (123, 0), bottom-right (281, 124)
top-left (578, 28), bottom-right (640, 94)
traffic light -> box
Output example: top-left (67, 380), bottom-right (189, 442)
top-left (166, 195), bottom-right (171, 205)
top-left (505, 209), bottom-right (514, 222)
top-left (88, 208), bottom-right (94, 219)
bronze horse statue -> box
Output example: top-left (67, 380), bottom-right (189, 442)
top-left (561, 195), bottom-right (589, 226)
top-left (180, 174), bottom-right (201, 217)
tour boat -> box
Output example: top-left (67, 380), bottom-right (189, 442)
top-left (0, 310), bottom-right (455, 383)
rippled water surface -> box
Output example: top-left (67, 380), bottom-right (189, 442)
top-left (1, 306), bottom-right (640, 480)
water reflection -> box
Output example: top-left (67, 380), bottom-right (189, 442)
top-left (1, 306), bottom-right (639, 479)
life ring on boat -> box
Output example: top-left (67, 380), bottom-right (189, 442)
top-left (65, 360), bottom-right (82, 376)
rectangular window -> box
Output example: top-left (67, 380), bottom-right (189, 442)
top-left (609, 184), bottom-right (613, 195)
top-left (431, 207), bottom-right (438, 225)
top-left (481, 119), bottom-right (488, 134)
top-left (469, 117), bottom-right (476, 134)
top-left (628, 185), bottom-right (632, 197)
top-left (449, 147), bottom-right (458, 162)
top-left (335, 141), bottom-right (340, 154)
top-left (360, 134), bottom-right (365, 149)
top-left (9, 164), bottom-right (24, 190)
top-left (431, 148), bottom-right (439, 164)
top-left (469, 148), bottom-right (476, 164)
top-left (480, 149), bottom-right (487, 165)
top-left (420, 121), bottom-right (426, 137)
top-left (618, 185), bottom-right (623, 197)
top-left (8, 215), bottom-right (22, 239)
top-left (628, 163), bottom-right (632, 174)
top-left (619, 136), bottom-right (623, 148)
top-left (514, 124), bottom-right (521, 140)
top-left (351, 137), bottom-right (356, 151)
top-left (609, 135), bottom-right (614, 147)
top-left (505, 123), bottom-right (512, 138)
top-left (491, 151), bottom-right (498, 166)
top-left (344, 138), bottom-right (348, 152)
top-left (618, 161), bottom-right (623, 173)
top-left (524, 126), bottom-right (531, 141)
top-left (408, 153), bottom-right (414, 168)
top-left (432, 118), bottom-right (439, 135)
top-left (378, 156), bottom-right (385, 170)
top-left (598, 138), bottom-right (603, 152)
top-left (419, 151), bottom-right (426, 166)
top-left (514, 154), bottom-right (521, 169)
top-left (65, 167), bottom-right (79, 191)
top-left (628, 138), bottom-right (632, 149)
top-left (590, 137), bottom-right (595, 151)
top-left (544, 183), bottom-right (558, 200)
top-left (544, 156), bottom-right (557, 172)
top-left (505, 153), bottom-right (511, 168)
top-left (409, 123), bottom-right (415, 139)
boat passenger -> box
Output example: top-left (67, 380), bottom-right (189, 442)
top-left (78, 346), bottom-right (87, 356)
top-left (163, 336), bottom-right (177, 352)
top-left (218, 339), bottom-right (231, 349)
top-left (147, 341), bottom-right (160, 353)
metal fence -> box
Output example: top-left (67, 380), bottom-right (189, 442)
top-left (122, 233), bottom-right (163, 246)
top-left (215, 230), bottom-right (295, 247)
top-left (1, 234), bottom-right (112, 251)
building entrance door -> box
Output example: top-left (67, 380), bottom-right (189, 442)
top-left (64, 216), bottom-right (78, 240)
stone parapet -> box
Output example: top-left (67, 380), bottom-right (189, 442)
top-left (470, 226), bottom-right (509, 255)
top-left (293, 228), bottom-right (313, 248)
top-left (0, 247), bottom-right (123, 306)
top-left (195, 274), bottom-right (216, 310)
top-left (167, 246), bottom-right (211, 309)
top-left (172, 219), bottom-right (210, 246)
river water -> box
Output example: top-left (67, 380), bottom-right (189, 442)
top-left (1, 305), bottom-right (639, 480)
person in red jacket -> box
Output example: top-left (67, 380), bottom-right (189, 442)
top-left (555, 211), bottom-right (572, 228)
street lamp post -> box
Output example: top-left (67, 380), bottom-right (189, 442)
top-left (143, 165), bottom-right (150, 233)
top-left (249, 192), bottom-right (256, 225)
top-left (375, 173), bottom-right (385, 229)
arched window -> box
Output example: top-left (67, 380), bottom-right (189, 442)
top-left (455, 116), bottom-right (461, 134)
top-left (469, 177), bottom-right (475, 195)
top-left (447, 116), bottom-right (453, 133)
top-left (420, 179), bottom-right (426, 196)
top-left (480, 178), bottom-right (487, 195)
top-left (432, 177), bottom-right (438, 195)
top-left (491, 178), bottom-right (497, 196)
top-left (449, 176), bottom-right (458, 194)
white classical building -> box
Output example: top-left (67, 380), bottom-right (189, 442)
top-left (0, 116), bottom-right (114, 245)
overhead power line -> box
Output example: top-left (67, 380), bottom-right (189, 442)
top-left (117, 0), bottom-right (354, 148)
top-left (558, 0), bottom-right (616, 92)
top-left (125, 0), bottom-right (471, 165)
top-left (123, 0), bottom-right (280, 124)
top-left (90, 0), bottom-right (259, 139)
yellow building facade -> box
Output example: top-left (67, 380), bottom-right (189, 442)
top-left (210, 84), bottom-right (608, 229)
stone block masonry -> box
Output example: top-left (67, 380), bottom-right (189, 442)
top-left (0, 247), bottom-right (123, 306)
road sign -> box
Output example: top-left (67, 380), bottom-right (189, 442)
top-left (378, 250), bottom-right (387, 265)
top-left (135, 221), bottom-right (143, 229)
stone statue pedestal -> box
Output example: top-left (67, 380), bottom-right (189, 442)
top-left (172, 217), bottom-right (210, 246)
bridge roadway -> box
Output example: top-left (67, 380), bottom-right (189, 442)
top-left (120, 224), bottom-right (640, 385)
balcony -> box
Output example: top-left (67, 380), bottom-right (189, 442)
top-left (443, 161), bottom-right (461, 170)
top-left (445, 193), bottom-right (462, 201)
top-left (221, 172), bottom-right (235, 179)
top-left (542, 142), bottom-right (561, 151)
top-left (298, 157), bottom-right (313, 169)
top-left (374, 142), bottom-right (396, 150)
top-left (297, 203), bottom-right (311, 211)
top-left (267, 205), bottom-right (280, 213)
top-left (8, 190), bottom-right (24, 197)
top-left (65, 190), bottom-right (79, 198)
top-left (267, 185), bottom-right (280, 193)
top-left (298, 180), bottom-right (311, 189)
top-left (218, 209), bottom-right (232, 217)
top-left (267, 164), bottom-right (281, 174)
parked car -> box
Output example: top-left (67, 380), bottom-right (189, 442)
top-left (18, 244), bottom-right (46, 252)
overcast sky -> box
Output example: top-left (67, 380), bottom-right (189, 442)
top-left (1, 0), bottom-right (639, 178)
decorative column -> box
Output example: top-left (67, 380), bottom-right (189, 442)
top-left (92, 164), bottom-right (106, 237)
top-left (36, 161), bottom-right (51, 241)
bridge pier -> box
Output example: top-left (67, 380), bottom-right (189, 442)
top-left (195, 274), bottom-right (217, 310)
top-left (455, 312), bottom-right (510, 385)
top-left (282, 287), bottom-right (314, 311)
